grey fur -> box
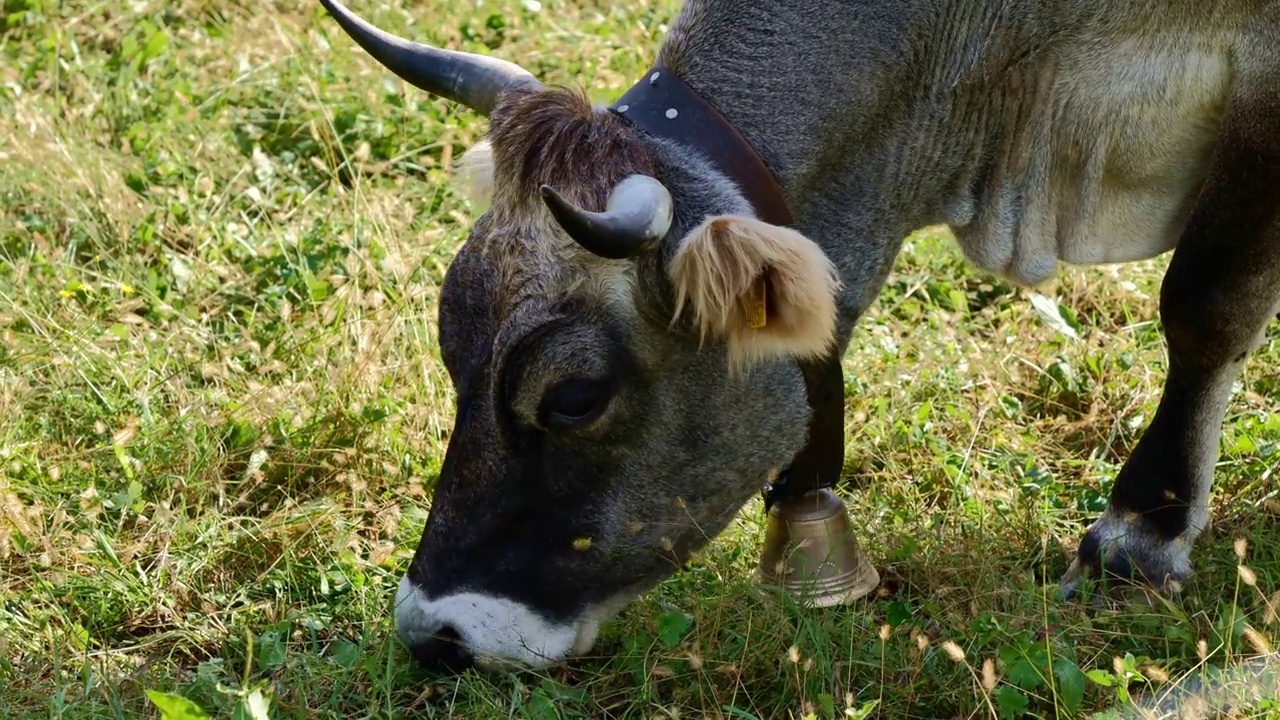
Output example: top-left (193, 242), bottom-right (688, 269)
top-left (322, 0), bottom-right (1280, 667)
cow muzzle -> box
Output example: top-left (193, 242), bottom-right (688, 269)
top-left (393, 576), bottom-right (635, 672)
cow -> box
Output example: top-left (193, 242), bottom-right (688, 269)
top-left (317, 0), bottom-right (1280, 673)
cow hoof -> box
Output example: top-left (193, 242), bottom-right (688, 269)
top-left (1059, 509), bottom-right (1192, 604)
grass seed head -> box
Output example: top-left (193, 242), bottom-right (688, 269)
top-left (1238, 564), bottom-right (1257, 587)
top-left (1266, 592), bottom-right (1280, 625)
top-left (1140, 663), bottom-right (1170, 684)
top-left (913, 628), bottom-right (930, 652)
top-left (941, 640), bottom-right (965, 664)
top-left (981, 658), bottom-right (997, 690)
top-left (1243, 626), bottom-right (1271, 655)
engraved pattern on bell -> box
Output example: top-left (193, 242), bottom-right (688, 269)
top-left (756, 488), bottom-right (880, 607)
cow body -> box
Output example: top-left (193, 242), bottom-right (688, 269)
top-left (663, 0), bottom-right (1253, 281)
top-left (948, 26), bottom-right (1230, 281)
top-left (319, 0), bottom-right (1280, 671)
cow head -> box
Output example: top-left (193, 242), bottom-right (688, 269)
top-left (320, 0), bottom-right (844, 671)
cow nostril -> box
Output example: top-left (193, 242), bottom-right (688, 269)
top-left (407, 625), bottom-right (475, 673)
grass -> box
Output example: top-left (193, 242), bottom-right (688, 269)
top-left (2, 0), bottom-right (1280, 717)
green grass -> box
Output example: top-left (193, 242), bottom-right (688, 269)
top-left (3, 0), bottom-right (1280, 717)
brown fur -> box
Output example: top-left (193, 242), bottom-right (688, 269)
top-left (667, 214), bottom-right (842, 373)
top-left (484, 87), bottom-right (658, 221)
top-left (446, 86), bottom-right (663, 318)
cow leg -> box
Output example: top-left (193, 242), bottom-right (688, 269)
top-left (1061, 86), bottom-right (1280, 599)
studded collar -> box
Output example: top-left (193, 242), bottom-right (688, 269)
top-left (607, 61), bottom-right (795, 229)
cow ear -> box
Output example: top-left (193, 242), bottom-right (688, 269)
top-left (452, 138), bottom-right (495, 211)
top-left (667, 214), bottom-right (842, 371)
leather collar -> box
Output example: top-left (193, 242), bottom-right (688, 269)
top-left (607, 61), bottom-right (793, 228)
top-left (608, 63), bottom-right (845, 507)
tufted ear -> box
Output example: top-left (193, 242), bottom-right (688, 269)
top-left (451, 138), bottom-right (495, 211)
top-left (667, 214), bottom-right (842, 372)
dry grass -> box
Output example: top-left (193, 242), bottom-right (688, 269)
top-left (3, 0), bottom-right (1280, 717)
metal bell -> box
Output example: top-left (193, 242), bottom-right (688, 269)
top-left (756, 488), bottom-right (880, 607)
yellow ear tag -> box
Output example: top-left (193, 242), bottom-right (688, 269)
top-left (745, 276), bottom-right (768, 329)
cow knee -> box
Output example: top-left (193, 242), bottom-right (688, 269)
top-left (1158, 274), bottom-right (1267, 371)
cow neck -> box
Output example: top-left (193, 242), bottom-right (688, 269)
top-left (608, 62), bottom-right (846, 509)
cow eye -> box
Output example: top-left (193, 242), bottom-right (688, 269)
top-left (540, 377), bottom-right (612, 430)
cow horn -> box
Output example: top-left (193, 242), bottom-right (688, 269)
top-left (540, 175), bottom-right (674, 260)
top-left (318, 0), bottom-right (542, 116)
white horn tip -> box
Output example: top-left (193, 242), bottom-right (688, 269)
top-left (609, 174), bottom-right (674, 239)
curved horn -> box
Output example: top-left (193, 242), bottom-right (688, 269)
top-left (540, 175), bottom-right (675, 260)
top-left (318, 0), bottom-right (542, 116)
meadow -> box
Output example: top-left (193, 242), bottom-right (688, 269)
top-left (3, 0), bottom-right (1280, 717)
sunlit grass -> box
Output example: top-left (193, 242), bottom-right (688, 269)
top-left (3, 0), bottom-right (1280, 717)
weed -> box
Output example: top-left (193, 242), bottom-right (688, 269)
top-left (3, 0), bottom-right (1280, 718)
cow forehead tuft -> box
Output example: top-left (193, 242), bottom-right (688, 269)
top-left (438, 85), bottom-right (659, 343)
top-left (485, 85), bottom-right (656, 210)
